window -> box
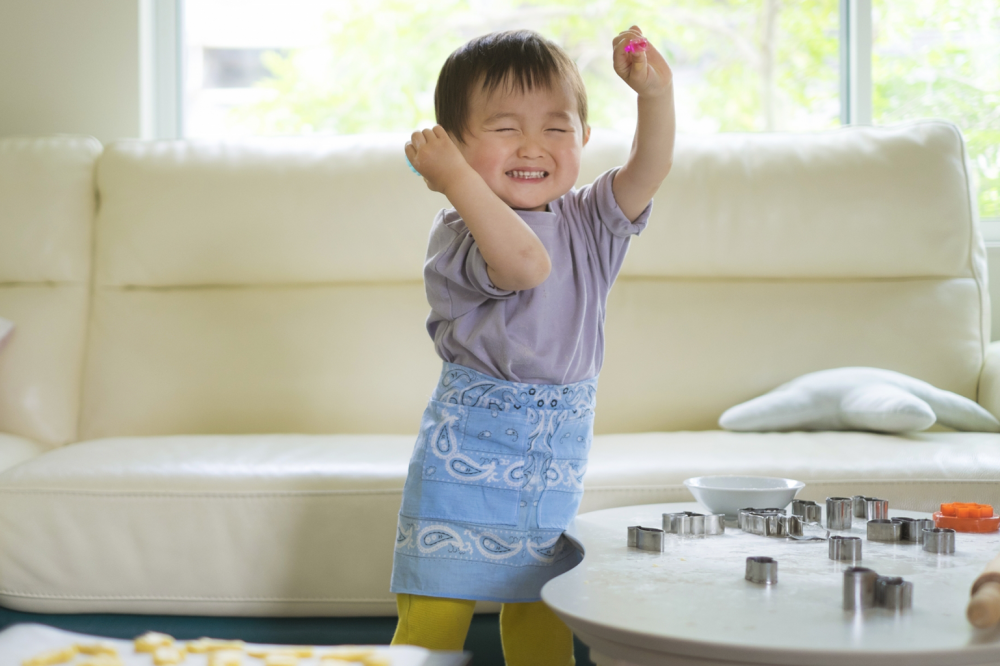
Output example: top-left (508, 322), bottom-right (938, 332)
top-left (872, 0), bottom-right (1000, 223)
top-left (181, 0), bottom-right (840, 136)
top-left (165, 0), bottom-right (999, 228)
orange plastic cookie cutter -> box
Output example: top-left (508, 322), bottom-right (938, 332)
top-left (933, 503), bottom-right (1000, 533)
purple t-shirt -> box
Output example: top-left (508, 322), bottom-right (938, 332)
top-left (424, 167), bottom-right (652, 385)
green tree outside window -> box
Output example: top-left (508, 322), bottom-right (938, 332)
top-left (222, 0), bottom-right (998, 218)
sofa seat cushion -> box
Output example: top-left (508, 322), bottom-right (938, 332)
top-left (0, 435), bottom-right (414, 617)
top-left (0, 431), bottom-right (995, 617)
top-left (0, 432), bottom-right (46, 474)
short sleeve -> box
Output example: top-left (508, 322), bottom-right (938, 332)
top-left (423, 209), bottom-right (516, 321)
top-left (561, 167), bottom-right (653, 285)
top-left (591, 167), bottom-right (653, 238)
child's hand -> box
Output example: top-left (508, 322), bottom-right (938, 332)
top-left (613, 26), bottom-right (672, 98)
top-left (404, 125), bottom-right (472, 195)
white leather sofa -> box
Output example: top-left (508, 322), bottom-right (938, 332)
top-left (0, 122), bottom-right (997, 620)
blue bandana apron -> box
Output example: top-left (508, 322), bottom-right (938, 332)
top-left (390, 362), bottom-right (598, 603)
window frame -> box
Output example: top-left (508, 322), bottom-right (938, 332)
top-left (141, 0), bottom-right (183, 140)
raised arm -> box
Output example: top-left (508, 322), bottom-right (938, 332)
top-left (405, 126), bottom-right (550, 292)
top-left (611, 26), bottom-right (676, 222)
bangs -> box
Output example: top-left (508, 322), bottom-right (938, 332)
top-left (435, 30), bottom-right (588, 144)
top-left (478, 37), bottom-right (558, 99)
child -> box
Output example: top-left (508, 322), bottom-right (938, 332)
top-left (391, 26), bottom-right (675, 665)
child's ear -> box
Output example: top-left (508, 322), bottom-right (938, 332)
top-left (582, 125), bottom-right (591, 146)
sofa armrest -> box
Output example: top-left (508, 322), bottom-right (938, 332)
top-left (980, 340), bottom-right (1000, 419)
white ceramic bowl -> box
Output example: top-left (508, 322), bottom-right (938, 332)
top-left (683, 475), bottom-right (805, 518)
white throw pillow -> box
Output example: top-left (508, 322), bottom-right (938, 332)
top-left (719, 367), bottom-right (1000, 434)
top-left (0, 317), bottom-right (12, 352)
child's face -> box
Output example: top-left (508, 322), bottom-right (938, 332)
top-left (455, 75), bottom-right (590, 212)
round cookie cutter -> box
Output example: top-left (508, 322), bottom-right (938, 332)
top-left (923, 527), bottom-right (956, 554)
top-left (829, 535), bottom-right (862, 561)
top-left (843, 566), bottom-right (878, 611)
top-left (745, 556), bottom-right (778, 585)
top-left (827, 497), bottom-right (853, 530)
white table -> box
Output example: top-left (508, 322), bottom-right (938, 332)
top-left (542, 502), bottom-right (1000, 666)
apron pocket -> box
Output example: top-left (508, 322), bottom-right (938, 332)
top-left (551, 414), bottom-right (594, 459)
top-left (416, 481), bottom-right (520, 526)
top-left (412, 399), bottom-right (525, 527)
top-left (461, 404), bottom-right (530, 456)
top-left (537, 489), bottom-right (585, 530)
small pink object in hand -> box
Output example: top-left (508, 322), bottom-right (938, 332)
top-left (624, 38), bottom-right (649, 54)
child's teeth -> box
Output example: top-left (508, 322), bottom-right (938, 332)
top-left (512, 171), bottom-right (544, 179)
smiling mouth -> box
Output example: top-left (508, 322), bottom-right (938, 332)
top-left (506, 170), bottom-right (549, 180)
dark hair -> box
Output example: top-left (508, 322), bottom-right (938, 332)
top-left (434, 30), bottom-right (588, 144)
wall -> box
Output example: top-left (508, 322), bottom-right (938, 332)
top-left (0, 0), bottom-right (141, 144)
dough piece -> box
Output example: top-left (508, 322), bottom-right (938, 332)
top-left (187, 638), bottom-right (246, 653)
top-left (320, 657), bottom-right (389, 666)
top-left (263, 655), bottom-right (298, 666)
top-left (76, 642), bottom-right (118, 656)
top-left (153, 645), bottom-right (187, 665)
top-left (247, 647), bottom-right (312, 658)
top-left (319, 653), bottom-right (390, 666)
top-left (360, 657), bottom-right (391, 666)
top-left (320, 648), bottom-right (375, 661)
top-left (78, 658), bottom-right (123, 666)
top-left (135, 632), bottom-right (175, 652)
top-left (208, 650), bottom-right (243, 666)
top-left (22, 645), bottom-right (78, 666)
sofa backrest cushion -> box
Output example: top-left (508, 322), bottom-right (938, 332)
top-left (79, 122), bottom-right (989, 437)
top-left (591, 122), bottom-right (992, 432)
top-left (82, 135), bottom-right (443, 440)
top-left (0, 136), bottom-right (101, 446)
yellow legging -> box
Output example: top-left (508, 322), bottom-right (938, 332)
top-left (391, 593), bottom-right (575, 666)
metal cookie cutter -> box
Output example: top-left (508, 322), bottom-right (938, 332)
top-left (890, 517), bottom-right (915, 542)
top-left (663, 511), bottom-right (725, 536)
top-left (865, 498), bottom-right (889, 520)
top-left (922, 527), bottom-right (956, 554)
top-left (664, 511), bottom-right (703, 535)
top-left (875, 576), bottom-right (913, 610)
top-left (628, 526), bottom-right (666, 552)
top-left (829, 535), bottom-right (862, 561)
top-left (843, 567), bottom-right (878, 611)
top-left (915, 519), bottom-right (936, 542)
top-left (791, 499), bottom-right (822, 523)
top-left (774, 514), bottom-right (828, 541)
top-left (768, 514), bottom-right (803, 538)
top-left (738, 508), bottom-right (783, 535)
top-left (827, 497), bottom-right (853, 530)
top-left (745, 556), bottom-right (778, 585)
top-left (852, 495), bottom-right (869, 518)
top-left (851, 495), bottom-right (889, 519)
top-left (867, 519), bottom-right (902, 543)
top-left (844, 567), bottom-right (914, 611)
top-left (704, 514), bottom-right (725, 535)
top-left (739, 508), bottom-right (825, 541)
top-left (891, 517), bottom-right (934, 543)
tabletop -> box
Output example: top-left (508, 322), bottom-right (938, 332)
top-left (542, 501), bottom-right (1000, 666)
